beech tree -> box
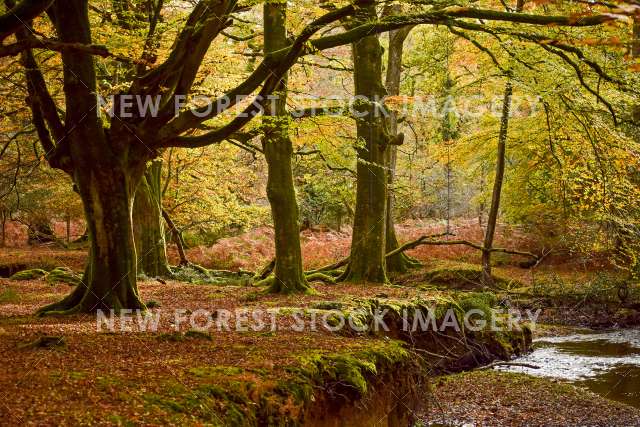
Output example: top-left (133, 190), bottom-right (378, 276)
top-left (1, 0), bottom-right (617, 312)
top-left (261, 1), bottom-right (310, 293)
top-left (481, 0), bottom-right (524, 285)
top-left (383, 5), bottom-right (419, 274)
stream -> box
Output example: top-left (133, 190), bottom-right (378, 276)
top-left (498, 329), bottom-right (640, 408)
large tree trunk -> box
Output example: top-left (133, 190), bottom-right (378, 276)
top-left (38, 0), bottom-right (146, 314)
top-left (39, 152), bottom-right (145, 314)
top-left (384, 14), bottom-right (416, 274)
top-left (262, 1), bottom-right (309, 293)
top-left (341, 4), bottom-right (389, 283)
top-left (133, 160), bottom-right (171, 277)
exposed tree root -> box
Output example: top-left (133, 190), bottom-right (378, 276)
top-left (254, 258), bottom-right (275, 281)
top-left (305, 272), bottom-right (336, 284)
top-left (386, 251), bottom-right (422, 274)
top-left (304, 257), bottom-right (349, 275)
top-left (258, 275), bottom-right (316, 295)
top-left (37, 277), bottom-right (146, 316)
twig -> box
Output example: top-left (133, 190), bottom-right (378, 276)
top-left (478, 361), bottom-right (540, 370)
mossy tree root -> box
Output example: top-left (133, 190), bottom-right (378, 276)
top-left (253, 258), bottom-right (275, 281)
top-left (37, 267), bottom-right (146, 316)
top-left (305, 272), bottom-right (336, 284)
top-left (254, 274), bottom-right (317, 295)
top-left (386, 252), bottom-right (422, 274)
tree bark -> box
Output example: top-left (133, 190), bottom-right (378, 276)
top-left (481, 77), bottom-right (513, 285)
top-left (0, 210), bottom-right (6, 247)
top-left (481, 0), bottom-right (522, 285)
top-left (38, 0), bottom-right (146, 314)
top-left (262, 1), bottom-right (309, 293)
top-left (384, 12), bottom-right (416, 273)
top-left (341, 3), bottom-right (389, 283)
top-left (133, 160), bottom-right (171, 277)
top-left (39, 151), bottom-right (146, 314)
top-left (162, 208), bottom-right (189, 266)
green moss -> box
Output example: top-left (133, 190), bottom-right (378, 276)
top-left (68, 370), bottom-right (87, 381)
top-left (143, 379), bottom-right (253, 426)
top-left (310, 301), bottom-right (344, 310)
top-left (411, 260), bottom-right (519, 290)
top-left (106, 414), bottom-right (137, 427)
top-left (156, 332), bottom-right (185, 342)
top-left (184, 329), bottom-right (213, 340)
top-left (0, 288), bottom-right (19, 303)
top-left (290, 340), bottom-right (411, 397)
top-left (45, 267), bottom-right (82, 286)
top-left (9, 268), bottom-right (48, 280)
top-left (172, 265), bottom-right (250, 286)
top-left (188, 366), bottom-right (245, 378)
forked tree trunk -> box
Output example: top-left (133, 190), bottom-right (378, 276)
top-left (38, 0), bottom-right (146, 314)
top-left (384, 15), bottom-right (416, 274)
top-left (263, 1), bottom-right (309, 293)
top-left (341, 4), bottom-right (389, 283)
top-left (133, 160), bottom-right (171, 277)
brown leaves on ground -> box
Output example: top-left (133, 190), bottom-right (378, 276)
top-left (0, 278), bottom-right (426, 425)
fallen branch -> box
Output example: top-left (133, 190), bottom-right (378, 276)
top-left (305, 257), bottom-right (349, 275)
top-left (384, 232), bottom-right (453, 259)
top-left (478, 361), bottom-right (540, 370)
top-left (387, 233), bottom-right (540, 262)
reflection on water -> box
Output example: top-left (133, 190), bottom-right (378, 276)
top-left (499, 329), bottom-right (640, 408)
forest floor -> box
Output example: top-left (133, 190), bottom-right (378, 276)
top-left (1, 273), bottom-right (638, 426)
top-left (1, 223), bottom-right (640, 425)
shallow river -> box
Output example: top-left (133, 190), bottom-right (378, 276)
top-left (499, 329), bottom-right (640, 408)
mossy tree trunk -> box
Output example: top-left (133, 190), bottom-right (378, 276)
top-left (37, 0), bottom-right (146, 314)
top-left (384, 12), bottom-right (416, 274)
top-left (39, 137), bottom-right (147, 313)
top-left (133, 159), bottom-right (171, 277)
top-left (341, 3), bottom-right (389, 283)
top-left (262, 1), bottom-right (309, 293)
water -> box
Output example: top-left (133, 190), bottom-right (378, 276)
top-left (499, 329), bottom-right (640, 408)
